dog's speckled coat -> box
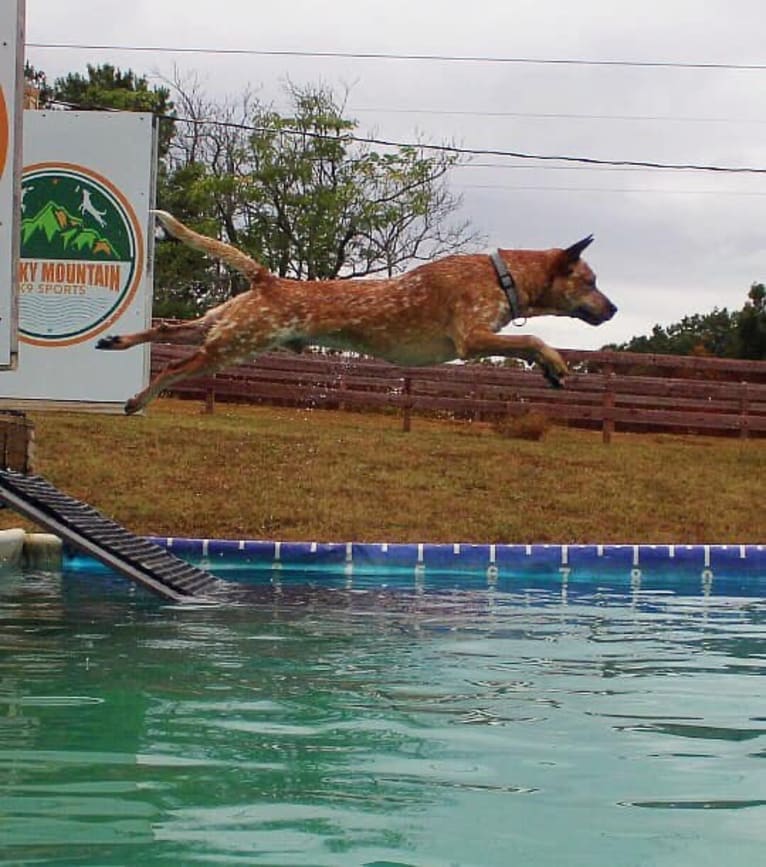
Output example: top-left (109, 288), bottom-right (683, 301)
top-left (97, 211), bottom-right (617, 414)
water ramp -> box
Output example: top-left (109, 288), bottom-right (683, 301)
top-left (0, 470), bottom-right (218, 601)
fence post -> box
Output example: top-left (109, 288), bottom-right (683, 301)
top-left (0, 411), bottom-right (35, 472)
top-left (341, 373), bottom-right (350, 412)
top-left (402, 375), bottom-right (412, 432)
top-left (473, 370), bottom-right (483, 422)
top-left (204, 382), bottom-right (215, 415)
top-left (602, 366), bottom-right (615, 444)
top-left (739, 381), bottom-right (749, 439)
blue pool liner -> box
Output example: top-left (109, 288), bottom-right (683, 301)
top-left (60, 539), bottom-right (765, 596)
top-left (138, 538), bottom-right (764, 576)
top-left (161, 539), bottom-right (765, 583)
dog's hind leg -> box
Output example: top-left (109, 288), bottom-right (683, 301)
top-left (96, 318), bottom-right (212, 351)
top-left (457, 329), bottom-right (569, 387)
top-left (123, 347), bottom-right (218, 415)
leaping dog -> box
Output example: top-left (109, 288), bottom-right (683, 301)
top-left (97, 210), bottom-right (617, 415)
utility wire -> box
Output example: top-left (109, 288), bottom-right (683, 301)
top-left (26, 42), bottom-right (766, 71)
top-left (459, 163), bottom-right (712, 173)
top-left (40, 100), bottom-right (766, 176)
top-left (349, 106), bottom-right (766, 125)
top-left (28, 44), bottom-right (766, 173)
top-left (455, 183), bottom-right (766, 196)
top-left (162, 111), bottom-right (766, 174)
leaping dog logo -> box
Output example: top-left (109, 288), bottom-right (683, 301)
top-left (20, 184), bottom-right (32, 213)
top-left (76, 185), bottom-right (108, 228)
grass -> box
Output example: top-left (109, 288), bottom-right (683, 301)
top-left (4, 397), bottom-right (764, 543)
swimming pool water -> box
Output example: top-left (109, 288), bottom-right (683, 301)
top-left (0, 568), bottom-right (764, 866)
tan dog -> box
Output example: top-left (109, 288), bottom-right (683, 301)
top-left (97, 210), bottom-right (617, 414)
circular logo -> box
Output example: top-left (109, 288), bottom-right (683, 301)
top-left (19, 162), bottom-right (144, 347)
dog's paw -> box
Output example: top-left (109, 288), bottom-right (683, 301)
top-left (96, 335), bottom-right (122, 350)
top-left (124, 397), bottom-right (142, 415)
top-left (543, 367), bottom-right (566, 389)
top-left (538, 347), bottom-right (568, 389)
top-left (539, 357), bottom-right (567, 388)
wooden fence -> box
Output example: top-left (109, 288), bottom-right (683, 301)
top-left (150, 344), bottom-right (766, 442)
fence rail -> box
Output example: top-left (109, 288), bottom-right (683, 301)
top-left (151, 344), bottom-right (766, 441)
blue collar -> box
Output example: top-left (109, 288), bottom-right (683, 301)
top-left (489, 251), bottom-right (521, 320)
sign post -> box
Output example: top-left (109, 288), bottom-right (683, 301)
top-left (0, 0), bottom-right (25, 369)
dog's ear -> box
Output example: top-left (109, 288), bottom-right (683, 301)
top-left (564, 235), bottom-right (594, 263)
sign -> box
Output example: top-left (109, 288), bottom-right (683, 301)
top-left (19, 163), bottom-right (144, 347)
top-left (0, 0), bottom-right (24, 368)
top-left (1, 111), bottom-right (157, 407)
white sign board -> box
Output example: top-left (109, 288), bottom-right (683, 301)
top-left (0, 0), bottom-right (24, 369)
top-left (0, 111), bottom-right (157, 408)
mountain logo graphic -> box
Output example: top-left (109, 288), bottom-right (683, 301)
top-left (19, 162), bottom-right (144, 347)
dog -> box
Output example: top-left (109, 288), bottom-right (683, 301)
top-left (97, 210), bottom-right (617, 415)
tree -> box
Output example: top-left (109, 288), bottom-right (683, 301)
top-left (151, 162), bottom-right (225, 318)
top-left (603, 285), bottom-right (765, 359)
top-left (236, 82), bottom-right (478, 280)
top-left (605, 308), bottom-right (738, 356)
top-left (24, 66), bottom-right (481, 317)
top-left (51, 63), bottom-right (175, 159)
top-left (155, 73), bottom-right (259, 311)
top-left (157, 78), bottom-right (481, 312)
top-left (23, 63), bottom-right (53, 107)
top-left (735, 283), bottom-right (766, 360)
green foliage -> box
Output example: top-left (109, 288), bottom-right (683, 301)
top-left (736, 283), bottom-right (766, 360)
top-left (152, 163), bottom-right (228, 318)
top-left (158, 80), bottom-right (480, 309)
top-left (236, 84), bottom-right (474, 279)
top-left (54, 64), bottom-right (160, 110)
top-left (51, 64), bottom-right (175, 159)
top-left (605, 284), bottom-right (766, 360)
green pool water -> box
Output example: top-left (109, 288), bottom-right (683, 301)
top-left (0, 569), bottom-right (764, 866)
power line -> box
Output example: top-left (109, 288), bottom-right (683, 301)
top-left (458, 163), bottom-right (695, 174)
top-left (349, 106), bottom-right (766, 126)
top-left (28, 44), bottom-right (766, 173)
top-left (164, 111), bottom-right (766, 174)
top-left (26, 42), bottom-right (766, 71)
top-left (455, 183), bottom-right (766, 197)
top-left (39, 99), bottom-right (766, 177)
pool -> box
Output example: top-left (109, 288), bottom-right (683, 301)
top-left (0, 560), bottom-right (764, 866)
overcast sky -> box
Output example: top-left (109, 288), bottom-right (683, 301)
top-left (24, 0), bottom-right (766, 349)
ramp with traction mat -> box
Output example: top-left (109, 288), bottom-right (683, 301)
top-left (0, 470), bottom-right (219, 601)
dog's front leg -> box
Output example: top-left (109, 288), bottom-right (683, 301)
top-left (459, 330), bottom-right (569, 387)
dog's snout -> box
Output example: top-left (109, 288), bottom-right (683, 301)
top-left (574, 295), bottom-right (618, 326)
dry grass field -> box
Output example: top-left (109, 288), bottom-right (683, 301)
top-left (4, 398), bottom-right (764, 543)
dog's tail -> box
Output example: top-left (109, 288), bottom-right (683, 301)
top-left (151, 210), bottom-right (268, 281)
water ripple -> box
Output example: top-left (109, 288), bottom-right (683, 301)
top-left (0, 571), bottom-right (763, 865)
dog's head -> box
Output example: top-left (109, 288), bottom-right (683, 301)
top-left (537, 236), bottom-right (617, 325)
